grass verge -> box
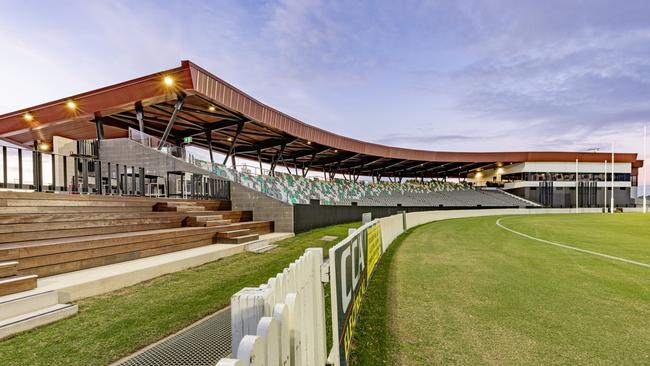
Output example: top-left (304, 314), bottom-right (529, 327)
top-left (349, 227), bottom-right (413, 365)
top-left (0, 222), bottom-right (359, 366)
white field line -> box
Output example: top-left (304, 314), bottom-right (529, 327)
top-left (495, 218), bottom-right (650, 269)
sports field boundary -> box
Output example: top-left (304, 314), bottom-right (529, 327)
top-left (496, 217), bottom-right (650, 269)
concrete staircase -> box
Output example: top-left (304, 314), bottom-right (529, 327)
top-left (0, 291), bottom-right (77, 340)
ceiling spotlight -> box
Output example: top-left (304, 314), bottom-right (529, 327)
top-left (334, 149), bottom-right (338, 153)
top-left (307, 141), bottom-right (312, 145)
top-left (227, 137), bottom-right (233, 142)
top-left (38, 142), bottom-right (50, 151)
top-left (208, 106), bottom-right (216, 112)
top-left (163, 75), bottom-right (174, 87)
top-left (23, 112), bottom-right (34, 122)
top-left (66, 100), bottom-right (77, 110)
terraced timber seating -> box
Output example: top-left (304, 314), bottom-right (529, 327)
top-left (0, 191), bottom-right (274, 296)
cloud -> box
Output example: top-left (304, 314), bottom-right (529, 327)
top-left (0, 0), bottom-right (649, 159)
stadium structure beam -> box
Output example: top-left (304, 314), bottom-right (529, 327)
top-left (194, 94), bottom-right (245, 120)
top-left (150, 104), bottom-right (206, 130)
top-left (310, 152), bottom-right (359, 168)
top-left (206, 128), bottom-right (214, 165)
top-left (113, 111), bottom-right (198, 131)
top-left (176, 105), bottom-right (242, 122)
top-left (135, 102), bottom-right (145, 137)
top-left (222, 121), bottom-right (245, 165)
top-left (93, 113), bottom-right (104, 141)
top-left (425, 162), bottom-right (462, 176)
top-left (284, 146), bottom-right (330, 161)
top-left (103, 115), bottom-right (170, 138)
top-left (236, 137), bottom-right (298, 154)
top-left (340, 156), bottom-right (384, 170)
top-left (177, 120), bottom-right (244, 138)
top-left (158, 95), bottom-right (185, 150)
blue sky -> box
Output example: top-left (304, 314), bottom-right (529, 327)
top-left (1, 0), bottom-right (649, 155)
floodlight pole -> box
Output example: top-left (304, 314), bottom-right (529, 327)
top-left (603, 160), bottom-right (607, 212)
top-left (611, 143), bottom-right (615, 213)
top-left (643, 125), bottom-right (648, 213)
top-left (575, 159), bottom-right (579, 210)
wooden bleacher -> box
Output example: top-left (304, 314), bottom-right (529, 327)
top-left (0, 191), bottom-right (274, 296)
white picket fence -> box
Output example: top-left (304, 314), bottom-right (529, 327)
top-left (216, 208), bottom-right (600, 366)
top-left (218, 248), bottom-right (327, 366)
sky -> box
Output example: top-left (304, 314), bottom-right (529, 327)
top-left (1, 0), bottom-right (649, 158)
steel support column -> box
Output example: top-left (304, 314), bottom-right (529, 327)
top-left (206, 129), bottom-right (214, 165)
top-left (158, 96), bottom-right (185, 150)
top-left (135, 102), bottom-right (145, 142)
top-left (222, 122), bottom-right (245, 165)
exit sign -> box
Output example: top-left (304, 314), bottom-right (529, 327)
top-left (183, 136), bottom-right (192, 143)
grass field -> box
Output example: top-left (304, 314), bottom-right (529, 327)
top-left (352, 213), bottom-right (650, 365)
top-left (0, 222), bottom-right (359, 366)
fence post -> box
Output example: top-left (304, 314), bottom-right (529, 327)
top-left (96, 160), bottom-right (102, 195)
top-left (82, 158), bottom-right (89, 193)
top-left (51, 154), bottom-right (56, 191)
top-left (2, 146), bottom-right (6, 188)
top-left (237, 335), bottom-right (266, 366)
top-left (17, 149), bottom-right (23, 189)
top-left (139, 167), bottom-right (145, 196)
top-left (284, 292), bottom-right (303, 366)
top-left (256, 317), bottom-right (280, 366)
top-left (63, 156), bottom-right (68, 192)
top-left (306, 248), bottom-right (327, 364)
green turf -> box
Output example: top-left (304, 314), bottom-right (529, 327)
top-left (0, 222), bottom-right (359, 366)
top-left (351, 213), bottom-right (650, 365)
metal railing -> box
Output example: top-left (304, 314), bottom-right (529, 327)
top-left (0, 144), bottom-right (229, 200)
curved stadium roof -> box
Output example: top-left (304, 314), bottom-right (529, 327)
top-left (0, 60), bottom-right (642, 177)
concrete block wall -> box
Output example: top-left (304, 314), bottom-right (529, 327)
top-left (230, 183), bottom-right (294, 233)
top-left (98, 138), bottom-right (209, 177)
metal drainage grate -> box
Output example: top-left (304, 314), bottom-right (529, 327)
top-left (117, 307), bottom-right (231, 366)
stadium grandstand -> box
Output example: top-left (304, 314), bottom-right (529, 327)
top-left (0, 60), bottom-right (643, 350)
top-left (0, 60), bottom-right (640, 210)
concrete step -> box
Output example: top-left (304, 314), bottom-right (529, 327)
top-left (248, 244), bottom-right (278, 254)
top-left (216, 229), bottom-right (251, 239)
top-left (0, 261), bottom-right (18, 278)
top-left (0, 303), bottom-right (78, 340)
top-left (216, 234), bottom-right (259, 244)
top-left (0, 275), bottom-right (38, 296)
top-left (0, 291), bottom-right (59, 321)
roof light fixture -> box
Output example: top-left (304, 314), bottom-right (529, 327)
top-left (23, 112), bottom-right (34, 122)
top-left (208, 106), bottom-right (216, 112)
top-left (227, 137), bottom-right (233, 142)
top-left (163, 75), bottom-right (174, 87)
top-left (307, 141), bottom-right (312, 145)
top-left (66, 100), bottom-right (77, 110)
